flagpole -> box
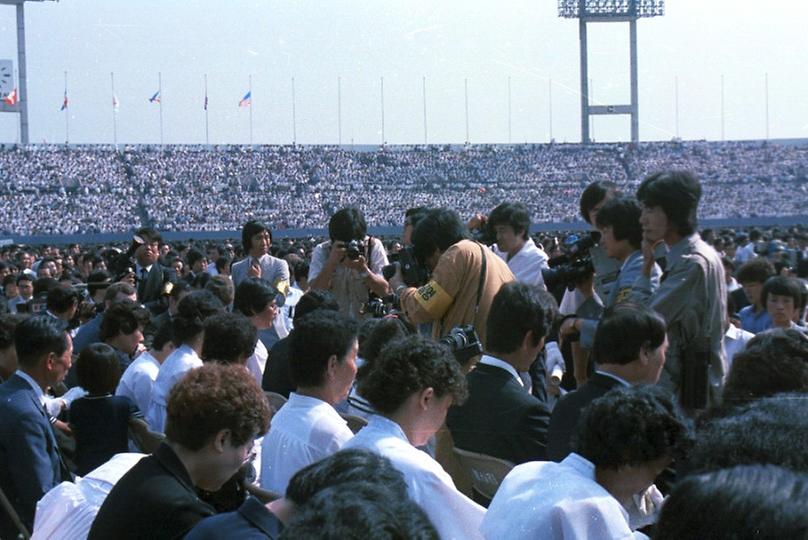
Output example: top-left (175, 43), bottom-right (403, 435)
top-left (64, 70), bottom-right (69, 145)
top-left (337, 76), bottom-right (342, 146)
top-left (507, 76), bottom-right (512, 144)
top-left (111, 72), bottom-right (118, 147)
top-left (464, 78), bottom-right (469, 144)
top-left (204, 73), bottom-right (209, 145)
top-left (548, 77), bottom-right (553, 142)
top-left (422, 76), bottom-right (427, 145)
top-left (248, 75), bottom-right (253, 145)
top-left (380, 76), bottom-right (385, 145)
top-left (158, 72), bottom-right (164, 146)
top-left (291, 77), bottom-right (297, 145)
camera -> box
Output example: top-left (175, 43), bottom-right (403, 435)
top-left (345, 239), bottom-right (365, 261)
top-left (439, 324), bottom-right (483, 365)
top-left (382, 246), bottom-right (429, 287)
top-left (361, 294), bottom-right (401, 318)
top-left (543, 233), bottom-right (597, 291)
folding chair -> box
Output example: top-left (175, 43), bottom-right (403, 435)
top-left (452, 447), bottom-right (514, 507)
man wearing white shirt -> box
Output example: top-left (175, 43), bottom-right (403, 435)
top-left (488, 202), bottom-right (548, 288)
top-left (233, 277), bottom-right (283, 385)
top-left (483, 386), bottom-right (692, 540)
top-left (116, 324), bottom-right (175, 415)
top-left (260, 311), bottom-right (358, 494)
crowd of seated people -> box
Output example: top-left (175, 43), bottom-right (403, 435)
top-left (1, 139), bottom-right (807, 235)
top-left (0, 181), bottom-right (806, 538)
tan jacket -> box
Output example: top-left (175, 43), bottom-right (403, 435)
top-left (400, 239), bottom-right (515, 346)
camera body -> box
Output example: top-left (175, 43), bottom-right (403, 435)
top-left (382, 246), bottom-right (429, 287)
top-left (361, 294), bottom-right (401, 318)
top-left (345, 239), bottom-right (365, 261)
top-left (439, 324), bottom-right (483, 365)
top-left (545, 234), bottom-right (597, 291)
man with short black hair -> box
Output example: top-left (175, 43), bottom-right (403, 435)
top-left (487, 202), bottom-right (548, 288)
top-left (100, 301), bottom-right (150, 372)
top-left (0, 316), bottom-right (73, 537)
top-left (736, 258), bottom-right (776, 333)
top-left (45, 286), bottom-right (80, 325)
top-left (447, 282), bottom-right (557, 467)
top-left (8, 273), bottom-right (34, 313)
top-left (132, 227), bottom-right (176, 314)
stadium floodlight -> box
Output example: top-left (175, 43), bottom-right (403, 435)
top-left (558, 0), bottom-right (664, 143)
top-left (0, 0), bottom-right (59, 145)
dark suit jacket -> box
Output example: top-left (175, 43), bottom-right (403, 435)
top-left (0, 373), bottom-right (68, 536)
top-left (138, 264), bottom-right (177, 315)
top-left (185, 496), bottom-right (283, 540)
top-left (547, 372), bottom-right (626, 462)
top-left (89, 443), bottom-right (216, 540)
top-left (262, 336), bottom-right (294, 398)
top-left (446, 363), bottom-right (551, 465)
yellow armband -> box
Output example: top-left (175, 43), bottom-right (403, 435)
top-left (414, 280), bottom-right (454, 318)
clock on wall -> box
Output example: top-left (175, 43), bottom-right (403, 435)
top-left (0, 61), bottom-right (13, 100)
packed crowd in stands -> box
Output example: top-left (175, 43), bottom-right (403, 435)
top-left (1, 139), bottom-right (807, 235)
top-left (0, 170), bottom-right (807, 539)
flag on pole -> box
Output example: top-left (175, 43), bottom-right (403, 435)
top-left (149, 91), bottom-right (160, 104)
top-left (239, 91), bottom-right (251, 107)
top-left (204, 95), bottom-right (208, 110)
top-left (60, 91), bottom-right (68, 111)
top-left (113, 95), bottom-right (120, 111)
top-left (2, 88), bottom-right (18, 106)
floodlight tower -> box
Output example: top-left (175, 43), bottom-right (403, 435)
top-left (558, 0), bottom-right (664, 143)
top-left (0, 0), bottom-right (58, 145)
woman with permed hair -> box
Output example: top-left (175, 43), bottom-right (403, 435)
top-left (89, 363), bottom-right (271, 540)
top-left (343, 334), bottom-right (485, 540)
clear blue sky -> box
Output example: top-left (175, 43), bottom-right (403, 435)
top-left (1, 0), bottom-right (806, 145)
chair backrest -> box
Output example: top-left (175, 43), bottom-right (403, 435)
top-left (264, 391), bottom-right (288, 415)
top-left (0, 483), bottom-right (30, 540)
top-left (338, 413), bottom-right (368, 434)
top-left (452, 447), bottom-right (514, 505)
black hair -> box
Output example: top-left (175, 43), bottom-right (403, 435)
top-left (592, 302), bottom-right (667, 366)
top-left (33, 277), bottom-right (60, 297)
top-left (689, 394), bottom-right (808, 475)
top-left (574, 385), bottom-right (693, 469)
top-left (636, 170), bottom-right (701, 236)
top-left (761, 275), bottom-right (802, 307)
top-left (186, 248), bottom-right (205, 268)
top-left (488, 202), bottom-right (531, 241)
top-left (0, 313), bottom-right (24, 350)
top-left (736, 258), bottom-right (775, 284)
top-left (172, 290), bottom-right (224, 344)
top-left (404, 207), bottom-right (429, 229)
top-left (75, 342), bottom-right (121, 395)
top-left (241, 220), bottom-right (272, 253)
top-left (46, 286), bottom-right (79, 314)
top-left (293, 260), bottom-right (309, 284)
top-left (289, 311), bottom-right (358, 388)
top-left (721, 329), bottom-right (808, 408)
top-left (215, 256), bottom-right (231, 274)
top-left (412, 208), bottom-right (469, 264)
top-left (86, 269), bottom-right (112, 296)
top-left (14, 315), bottom-right (68, 368)
top-left (594, 195), bottom-right (643, 249)
top-left (135, 226), bottom-right (162, 244)
top-left (279, 482), bottom-right (439, 540)
top-left (357, 318), bottom-right (412, 380)
top-left (151, 320), bottom-right (174, 351)
top-left (99, 301), bottom-right (150, 342)
top-left (233, 277), bottom-right (279, 317)
top-left (358, 334), bottom-right (468, 415)
top-left (16, 273), bottom-right (32, 285)
top-left (655, 465), bottom-right (808, 540)
top-left (201, 312), bottom-right (258, 365)
top-left (328, 207), bottom-right (367, 243)
top-left (485, 282), bottom-right (557, 354)
top-left (285, 448), bottom-right (408, 506)
top-left (204, 275), bottom-right (235, 306)
top-left (3, 274), bottom-right (17, 287)
top-left (580, 180), bottom-right (619, 224)
top-left (293, 289), bottom-right (340, 322)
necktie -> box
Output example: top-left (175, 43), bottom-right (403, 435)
top-left (138, 268), bottom-right (149, 298)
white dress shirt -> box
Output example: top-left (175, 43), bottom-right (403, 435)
top-left (146, 345), bottom-right (201, 433)
top-left (478, 354), bottom-right (523, 386)
top-left (245, 339), bottom-right (268, 386)
top-left (344, 415), bottom-right (485, 540)
top-left (492, 237), bottom-right (548, 288)
top-left (481, 453), bottom-right (648, 540)
top-left (259, 392), bottom-right (353, 494)
top-left (116, 351), bottom-right (161, 415)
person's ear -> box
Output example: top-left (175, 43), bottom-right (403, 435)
top-left (638, 342), bottom-right (651, 365)
top-left (326, 354), bottom-right (338, 380)
top-left (44, 351), bottom-right (58, 371)
top-left (213, 429), bottom-right (230, 453)
top-left (419, 387), bottom-right (435, 410)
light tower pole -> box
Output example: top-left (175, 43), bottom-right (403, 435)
top-left (559, 0), bottom-right (664, 144)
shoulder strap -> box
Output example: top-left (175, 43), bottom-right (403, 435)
top-left (472, 242), bottom-right (487, 326)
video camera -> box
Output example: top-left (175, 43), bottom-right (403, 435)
top-left (543, 233), bottom-right (597, 291)
top-left (382, 246), bottom-right (429, 288)
top-left (107, 234), bottom-right (146, 281)
top-left (361, 293), bottom-right (401, 318)
top-left (439, 324), bottom-right (483, 365)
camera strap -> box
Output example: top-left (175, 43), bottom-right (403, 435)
top-left (472, 242), bottom-right (487, 327)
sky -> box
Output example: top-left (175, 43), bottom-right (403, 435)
top-left (1, 0), bottom-right (807, 146)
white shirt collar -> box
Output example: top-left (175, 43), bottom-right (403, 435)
top-left (367, 414), bottom-right (409, 442)
top-left (594, 370), bottom-right (632, 387)
top-left (15, 369), bottom-right (46, 404)
top-left (136, 263), bottom-right (152, 275)
top-left (478, 354), bottom-right (523, 386)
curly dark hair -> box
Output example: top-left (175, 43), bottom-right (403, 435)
top-left (165, 363), bottom-right (270, 451)
top-left (99, 300), bottom-right (150, 341)
top-left (358, 335), bottom-right (468, 415)
top-left (76, 343), bottom-right (122, 395)
top-left (574, 385), bottom-right (693, 469)
top-left (172, 290), bottom-right (224, 345)
top-left (201, 312), bottom-right (258, 365)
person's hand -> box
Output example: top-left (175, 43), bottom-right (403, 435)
top-left (248, 259), bottom-right (262, 278)
top-left (642, 238), bottom-right (663, 275)
top-left (558, 317), bottom-right (580, 349)
top-left (328, 242), bottom-right (347, 266)
top-left (342, 254), bottom-right (368, 273)
top-left (467, 213), bottom-right (487, 231)
top-left (388, 263), bottom-right (405, 291)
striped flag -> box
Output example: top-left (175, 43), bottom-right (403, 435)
top-left (112, 95), bottom-right (120, 111)
top-left (2, 88), bottom-right (18, 106)
top-left (60, 92), bottom-right (68, 111)
top-left (204, 95), bottom-right (208, 110)
top-left (149, 91), bottom-right (160, 104)
top-left (238, 91), bottom-right (251, 107)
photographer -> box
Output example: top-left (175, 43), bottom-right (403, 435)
top-left (632, 170), bottom-right (727, 409)
top-left (309, 207), bottom-right (390, 319)
top-left (391, 208), bottom-right (514, 360)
